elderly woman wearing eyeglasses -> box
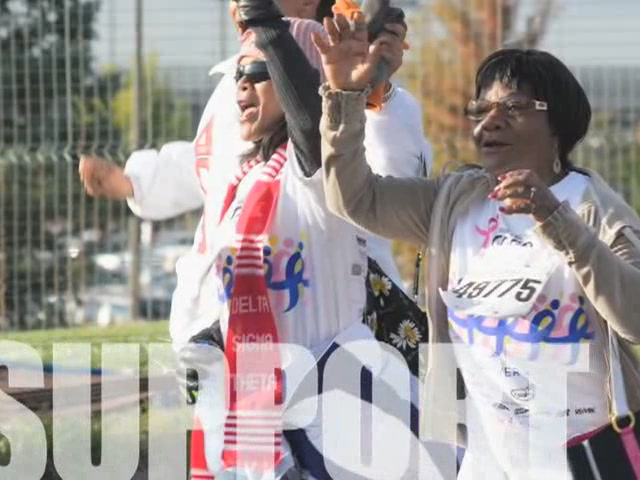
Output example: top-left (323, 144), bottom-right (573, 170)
top-left (313, 13), bottom-right (640, 478)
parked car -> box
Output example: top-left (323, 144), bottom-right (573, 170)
top-left (77, 270), bottom-right (176, 326)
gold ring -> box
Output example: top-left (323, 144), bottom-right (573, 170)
top-left (612, 412), bottom-right (636, 433)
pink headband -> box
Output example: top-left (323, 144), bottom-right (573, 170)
top-left (238, 18), bottom-right (327, 82)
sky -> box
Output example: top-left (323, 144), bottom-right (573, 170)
top-left (92, 0), bottom-right (237, 71)
top-left (535, 0), bottom-right (640, 66)
top-left (91, 0), bottom-right (640, 74)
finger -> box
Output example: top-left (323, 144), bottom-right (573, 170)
top-left (78, 154), bottom-right (90, 177)
top-left (368, 39), bottom-right (383, 56)
top-left (84, 181), bottom-right (97, 197)
top-left (80, 158), bottom-right (95, 183)
top-left (499, 199), bottom-right (533, 216)
top-left (324, 16), bottom-right (340, 45)
top-left (384, 22), bottom-right (407, 40)
top-left (364, 41), bottom-right (384, 71)
top-left (373, 31), bottom-right (399, 46)
top-left (491, 185), bottom-right (532, 202)
top-left (493, 170), bottom-right (537, 193)
top-left (375, 34), bottom-right (404, 59)
top-left (371, 36), bottom-right (391, 50)
top-left (371, 37), bottom-right (396, 60)
top-left (353, 11), bottom-right (366, 30)
top-left (334, 13), bottom-right (352, 40)
top-left (378, 43), bottom-right (396, 65)
top-left (496, 169), bottom-right (533, 186)
top-left (352, 11), bottom-right (368, 42)
top-left (311, 31), bottom-right (330, 55)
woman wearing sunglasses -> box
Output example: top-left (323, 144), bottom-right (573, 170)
top-left (181, 2), bottom-right (430, 479)
top-left (314, 13), bottom-right (640, 479)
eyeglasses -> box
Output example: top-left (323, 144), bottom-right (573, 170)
top-left (235, 61), bottom-right (270, 85)
top-left (465, 98), bottom-right (548, 121)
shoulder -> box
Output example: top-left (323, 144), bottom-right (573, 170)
top-left (393, 87), bottom-right (421, 108)
top-left (577, 168), bottom-right (640, 243)
top-left (365, 86), bottom-right (426, 140)
top-left (383, 87), bottom-right (422, 120)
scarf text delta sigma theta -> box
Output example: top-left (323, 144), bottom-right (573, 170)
top-left (219, 144), bottom-right (288, 473)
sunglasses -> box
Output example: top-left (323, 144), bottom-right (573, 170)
top-left (235, 61), bottom-right (270, 85)
top-left (465, 98), bottom-right (548, 121)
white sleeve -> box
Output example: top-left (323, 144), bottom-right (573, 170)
top-left (123, 68), bottom-right (239, 221)
top-left (125, 141), bottom-right (204, 220)
top-left (365, 88), bottom-right (433, 179)
top-left (406, 91), bottom-right (434, 178)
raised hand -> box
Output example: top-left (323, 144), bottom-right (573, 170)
top-left (312, 13), bottom-right (383, 92)
top-left (78, 155), bottom-right (133, 200)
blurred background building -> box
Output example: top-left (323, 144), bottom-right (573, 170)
top-left (0, 0), bottom-right (639, 330)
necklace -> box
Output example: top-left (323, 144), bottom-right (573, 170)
top-left (382, 83), bottom-right (397, 104)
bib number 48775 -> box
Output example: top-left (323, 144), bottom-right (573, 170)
top-left (452, 278), bottom-right (542, 304)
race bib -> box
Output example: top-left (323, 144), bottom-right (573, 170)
top-left (440, 245), bottom-right (557, 318)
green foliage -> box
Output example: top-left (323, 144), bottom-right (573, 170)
top-left (0, 1), bottom-right (196, 330)
top-left (0, 0), bottom-right (102, 149)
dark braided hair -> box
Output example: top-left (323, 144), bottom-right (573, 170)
top-left (474, 49), bottom-right (591, 167)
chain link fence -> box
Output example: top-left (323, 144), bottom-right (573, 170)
top-left (1, 0), bottom-right (639, 330)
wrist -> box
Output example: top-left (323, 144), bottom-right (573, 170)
top-left (122, 175), bottom-right (134, 199)
top-left (327, 81), bottom-right (371, 94)
top-left (533, 199), bottom-right (561, 223)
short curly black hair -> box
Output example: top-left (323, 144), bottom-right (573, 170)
top-left (474, 49), bottom-right (591, 166)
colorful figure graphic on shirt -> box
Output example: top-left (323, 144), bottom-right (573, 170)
top-left (448, 293), bottom-right (594, 363)
top-left (219, 235), bottom-right (311, 312)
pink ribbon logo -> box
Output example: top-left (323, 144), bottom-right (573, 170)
top-left (475, 216), bottom-right (499, 249)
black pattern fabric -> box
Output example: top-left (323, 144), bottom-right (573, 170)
top-left (181, 258), bottom-right (429, 402)
top-left (363, 257), bottom-right (429, 378)
top-left (567, 414), bottom-right (640, 479)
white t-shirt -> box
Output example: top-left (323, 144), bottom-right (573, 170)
top-left (208, 143), bottom-right (367, 351)
top-left (446, 172), bottom-right (609, 478)
top-left (364, 86), bottom-right (432, 287)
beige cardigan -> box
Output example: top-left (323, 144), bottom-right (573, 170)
top-left (319, 84), bottom-right (640, 446)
